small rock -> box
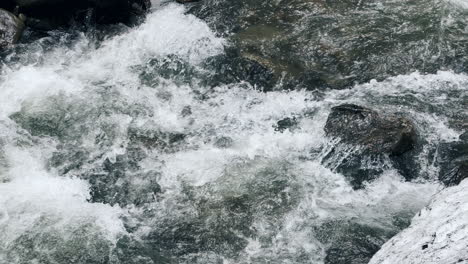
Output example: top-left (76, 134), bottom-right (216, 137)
top-left (274, 117), bottom-right (298, 132)
top-left (202, 48), bottom-right (276, 91)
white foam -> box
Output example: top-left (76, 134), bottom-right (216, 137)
top-left (0, 146), bottom-right (125, 251)
top-left (370, 179), bottom-right (468, 264)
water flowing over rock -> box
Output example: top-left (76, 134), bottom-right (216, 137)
top-left (369, 178), bottom-right (468, 264)
top-left (325, 104), bottom-right (417, 155)
top-left (323, 104), bottom-right (419, 188)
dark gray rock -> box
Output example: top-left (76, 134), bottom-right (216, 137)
top-left (323, 104), bottom-right (418, 189)
top-left (325, 104), bottom-right (417, 155)
top-left (14, 0), bottom-right (150, 27)
top-left (0, 9), bottom-right (25, 48)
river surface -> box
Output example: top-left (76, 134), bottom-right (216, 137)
top-left (0, 1), bottom-right (467, 263)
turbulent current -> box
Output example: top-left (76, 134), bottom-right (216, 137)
top-left (0, 1), bottom-right (467, 264)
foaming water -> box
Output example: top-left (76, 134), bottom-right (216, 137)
top-left (0, 2), bottom-right (465, 263)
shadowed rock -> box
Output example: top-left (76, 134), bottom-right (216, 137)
top-left (437, 131), bottom-right (468, 186)
top-left (325, 104), bottom-right (416, 155)
top-left (0, 9), bottom-right (25, 48)
top-left (323, 104), bottom-right (418, 188)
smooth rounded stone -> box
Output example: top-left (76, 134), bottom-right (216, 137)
top-left (437, 131), bottom-right (468, 186)
top-left (187, 0), bottom-right (468, 90)
top-left (324, 104), bottom-right (417, 155)
top-left (0, 9), bottom-right (25, 48)
top-left (369, 178), bottom-right (468, 264)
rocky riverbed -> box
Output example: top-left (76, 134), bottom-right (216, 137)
top-left (0, 0), bottom-right (467, 263)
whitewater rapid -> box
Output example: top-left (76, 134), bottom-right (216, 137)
top-left (0, 3), bottom-right (466, 263)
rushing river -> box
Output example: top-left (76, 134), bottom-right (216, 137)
top-left (0, 1), bottom-right (467, 263)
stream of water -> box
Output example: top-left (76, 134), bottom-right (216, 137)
top-left (0, 1), bottom-right (467, 263)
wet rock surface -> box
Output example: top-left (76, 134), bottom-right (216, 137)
top-left (323, 104), bottom-right (418, 188)
top-left (0, 9), bottom-right (25, 48)
top-left (325, 104), bottom-right (417, 155)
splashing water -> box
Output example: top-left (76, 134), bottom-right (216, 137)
top-left (0, 2), bottom-right (466, 264)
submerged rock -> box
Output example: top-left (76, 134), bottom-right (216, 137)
top-left (274, 116), bottom-right (298, 132)
top-left (0, 9), bottom-right (25, 48)
top-left (202, 49), bottom-right (276, 91)
top-left (323, 104), bottom-right (418, 188)
top-left (369, 178), bottom-right (468, 264)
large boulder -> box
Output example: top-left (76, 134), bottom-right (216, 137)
top-left (0, 9), bottom-right (25, 48)
top-left (325, 104), bottom-right (417, 155)
top-left (323, 104), bottom-right (418, 188)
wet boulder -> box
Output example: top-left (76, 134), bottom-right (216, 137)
top-left (0, 9), bottom-right (25, 48)
top-left (274, 116), bottom-right (298, 132)
top-left (325, 104), bottom-right (417, 155)
top-left (437, 131), bottom-right (468, 186)
top-left (323, 104), bottom-right (418, 188)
